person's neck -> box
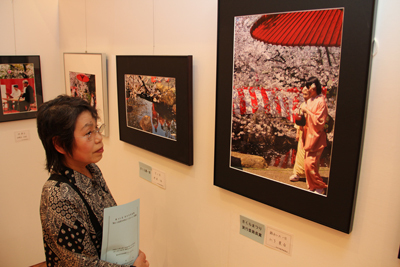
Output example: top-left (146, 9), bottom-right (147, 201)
top-left (63, 162), bottom-right (92, 179)
top-left (79, 167), bottom-right (92, 179)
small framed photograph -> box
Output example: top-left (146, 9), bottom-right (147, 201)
top-left (117, 55), bottom-right (193, 166)
top-left (214, 0), bottom-right (377, 233)
top-left (0, 55), bottom-right (43, 122)
top-left (63, 53), bottom-right (109, 136)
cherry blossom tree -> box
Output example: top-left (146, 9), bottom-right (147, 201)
top-left (230, 14), bottom-right (339, 163)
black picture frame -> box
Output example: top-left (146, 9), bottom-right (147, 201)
top-left (0, 55), bottom-right (43, 122)
top-left (214, 1), bottom-right (377, 233)
top-left (117, 55), bottom-right (193, 166)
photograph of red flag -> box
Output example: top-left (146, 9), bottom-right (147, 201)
top-left (69, 71), bottom-right (96, 108)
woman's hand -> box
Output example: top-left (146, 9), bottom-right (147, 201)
top-left (300, 105), bottom-right (309, 115)
top-left (133, 250), bottom-right (149, 267)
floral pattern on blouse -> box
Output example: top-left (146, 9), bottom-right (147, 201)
top-left (40, 164), bottom-right (127, 267)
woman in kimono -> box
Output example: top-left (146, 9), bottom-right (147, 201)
top-left (300, 77), bottom-right (328, 195)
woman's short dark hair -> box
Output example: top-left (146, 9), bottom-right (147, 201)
top-left (305, 77), bottom-right (322, 95)
top-left (37, 95), bottom-right (99, 173)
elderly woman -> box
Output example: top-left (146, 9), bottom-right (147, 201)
top-left (37, 95), bottom-right (149, 267)
top-left (300, 77), bottom-right (328, 195)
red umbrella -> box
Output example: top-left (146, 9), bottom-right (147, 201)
top-left (250, 9), bottom-right (343, 47)
top-left (76, 73), bottom-right (89, 82)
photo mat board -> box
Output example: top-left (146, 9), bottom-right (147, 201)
top-left (0, 55), bottom-right (43, 122)
top-left (117, 56), bottom-right (193, 166)
top-left (214, 0), bottom-right (377, 233)
top-left (63, 53), bottom-right (109, 136)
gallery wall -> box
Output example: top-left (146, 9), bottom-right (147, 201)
top-left (0, 0), bottom-right (399, 266)
top-left (0, 1), bottom-right (61, 266)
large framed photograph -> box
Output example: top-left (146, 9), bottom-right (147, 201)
top-left (63, 53), bottom-right (109, 136)
top-left (214, 0), bottom-right (377, 233)
top-left (0, 55), bottom-right (43, 122)
top-left (117, 56), bottom-right (193, 166)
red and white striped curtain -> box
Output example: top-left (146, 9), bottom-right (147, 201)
top-left (232, 86), bottom-right (327, 122)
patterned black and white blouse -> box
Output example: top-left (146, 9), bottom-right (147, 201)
top-left (40, 164), bottom-right (127, 267)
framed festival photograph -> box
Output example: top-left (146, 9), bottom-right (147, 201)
top-left (214, 0), bottom-right (377, 233)
top-left (63, 53), bottom-right (109, 136)
top-left (0, 55), bottom-right (43, 122)
top-left (117, 55), bottom-right (193, 166)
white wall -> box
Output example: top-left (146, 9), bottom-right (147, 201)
top-left (0, 1), bottom-right (61, 266)
top-left (0, 0), bottom-right (399, 266)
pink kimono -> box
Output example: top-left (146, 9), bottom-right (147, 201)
top-left (302, 95), bottom-right (328, 191)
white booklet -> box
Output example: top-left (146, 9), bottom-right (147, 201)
top-left (101, 199), bottom-right (140, 265)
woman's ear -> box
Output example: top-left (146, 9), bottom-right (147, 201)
top-left (52, 136), bottom-right (67, 155)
